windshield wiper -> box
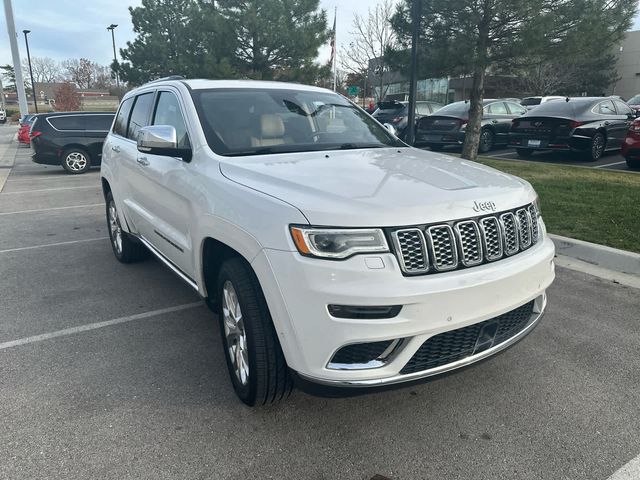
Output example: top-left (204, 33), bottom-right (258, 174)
top-left (338, 143), bottom-right (386, 150)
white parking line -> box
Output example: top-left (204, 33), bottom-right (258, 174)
top-left (594, 161), bottom-right (627, 169)
top-left (0, 302), bottom-right (204, 351)
top-left (488, 151), bottom-right (519, 158)
top-left (1, 185), bottom-right (100, 195)
top-left (0, 203), bottom-right (103, 216)
top-left (606, 453), bottom-right (640, 479)
top-left (0, 237), bottom-right (108, 254)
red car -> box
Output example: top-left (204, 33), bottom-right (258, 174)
top-left (621, 118), bottom-right (640, 170)
top-left (17, 115), bottom-right (35, 145)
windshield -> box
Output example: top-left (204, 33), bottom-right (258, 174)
top-left (432, 102), bottom-right (470, 116)
top-left (521, 97), bottom-right (542, 106)
top-left (627, 94), bottom-right (640, 104)
top-left (191, 88), bottom-right (403, 156)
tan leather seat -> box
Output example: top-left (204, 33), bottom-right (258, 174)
top-left (251, 114), bottom-right (286, 147)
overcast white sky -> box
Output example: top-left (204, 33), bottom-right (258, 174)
top-left (0, 0), bottom-right (638, 70)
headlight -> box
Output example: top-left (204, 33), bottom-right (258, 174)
top-left (533, 196), bottom-right (542, 217)
top-left (290, 226), bottom-right (389, 259)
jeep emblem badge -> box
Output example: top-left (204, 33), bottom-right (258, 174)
top-left (472, 200), bottom-right (497, 213)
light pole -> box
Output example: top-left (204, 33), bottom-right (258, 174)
top-left (107, 24), bottom-right (120, 88)
top-left (405, 0), bottom-right (422, 145)
top-left (22, 29), bottom-right (37, 113)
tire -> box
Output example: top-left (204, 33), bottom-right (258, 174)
top-left (516, 148), bottom-right (534, 158)
top-left (588, 132), bottom-right (606, 161)
top-left (429, 144), bottom-right (444, 152)
top-left (105, 191), bottom-right (147, 263)
top-left (626, 158), bottom-right (640, 170)
top-left (61, 147), bottom-right (91, 174)
top-left (217, 257), bottom-right (292, 406)
top-left (478, 129), bottom-right (494, 154)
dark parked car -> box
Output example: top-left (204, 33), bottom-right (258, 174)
top-left (30, 112), bottom-right (115, 174)
top-left (510, 97), bottom-right (634, 161)
top-left (372, 100), bottom-right (443, 140)
top-left (415, 99), bottom-right (527, 152)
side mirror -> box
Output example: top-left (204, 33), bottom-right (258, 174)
top-left (137, 125), bottom-right (192, 161)
top-left (383, 123), bottom-right (397, 136)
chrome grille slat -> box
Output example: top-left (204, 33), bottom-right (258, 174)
top-left (455, 220), bottom-right (483, 266)
top-left (528, 204), bottom-right (539, 242)
top-left (516, 208), bottom-right (532, 249)
top-left (392, 229), bottom-right (428, 274)
top-left (479, 216), bottom-right (503, 261)
top-left (392, 202), bottom-right (541, 275)
top-left (499, 212), bottom-right (519, 255)
top-left (427, 225), bottom-right (458, 271)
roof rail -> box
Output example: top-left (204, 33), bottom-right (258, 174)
top-left (145, 75), bottom-right (185, 85)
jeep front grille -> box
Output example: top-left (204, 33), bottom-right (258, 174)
top-left (391, 202), bottom-right (541, 275)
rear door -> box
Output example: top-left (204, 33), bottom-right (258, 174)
top-left (130, 89), bottom-right (195, 278)
top-left (484, 102), bottom-right (512, 142)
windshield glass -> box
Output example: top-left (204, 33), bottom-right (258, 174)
top-left (521, 97), bottom-right (542, 106)
top-left (191, 88), bottom-right (403, 156)
top-left (627, 94), bottom-right (640, 104)
top-left (433, 102), bottom-right (470, 116)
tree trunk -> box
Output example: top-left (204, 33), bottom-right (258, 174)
top-left (461, 67), bottom-right (486, 161)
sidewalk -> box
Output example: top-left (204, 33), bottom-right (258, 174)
top-left (0, 132), bottom-right (19, 193)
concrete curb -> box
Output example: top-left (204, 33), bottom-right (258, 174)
top-left (0, 168), bottom-right (9, 193)
top-left (549, 233), bottom-right (640, 276)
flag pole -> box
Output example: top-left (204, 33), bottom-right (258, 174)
top-left (332, 6), bottom-right (337, 92)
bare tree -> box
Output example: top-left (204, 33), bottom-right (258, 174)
top-left (22, 57), bottom-right (62, 84)
top-left (61, 58), bottom-right (113, 89)
top-left (340, 0), bottom-right (398, 101)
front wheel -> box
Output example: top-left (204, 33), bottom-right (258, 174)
top-left (61, 148), bottom-right (91, 174)
top-left (478, 129), bottom-right (495, 154)
top-left (217, 257), bottom-right (292, 406)
top-left (589, 132), bottom-right (606, 161)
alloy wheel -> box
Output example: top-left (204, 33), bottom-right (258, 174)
top-left (108, 200), bottom-right (123, 255)
top-left (592, 134), bottom-right (605, 160)
top-left (65, 152), bottom-right (87, 171)
top-left (222, 280), bottom-right (250, 386)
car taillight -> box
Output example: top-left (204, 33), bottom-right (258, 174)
top-left (629, 119), bottom-right (640, 132)
top-left (30, 130), bottom-right (42, 137)
top-left (568, 121), bottom-right (584, 129)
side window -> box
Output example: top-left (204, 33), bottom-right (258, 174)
top-left (85, 115), bottom-right (114, 131)
top-left (49, 116), bottom-right (84, 131)
top-left (596, 100), bottom-right (616, 115)
top-left (113, 98), bottom-right (134, 137)
top-left (152, 91), bottom-right (190, 148)
top-left (127, 92), bottom-right (154, 141)
top-left (486, 102), bottom-right (509, 115)
top-left (613, 100), bottom-right (633, 116)
top-left (506, 102), bottom-right (526, 115)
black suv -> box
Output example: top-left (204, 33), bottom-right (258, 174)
top-left (30, 112), bottom-right (115, 174)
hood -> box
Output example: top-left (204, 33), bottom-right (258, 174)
top-left (219, 148), bottom-right (535, 227)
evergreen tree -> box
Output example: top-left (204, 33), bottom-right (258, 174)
top-left (116, 0), bottom-right (236, 85)
top-left (216, 0), bottom-right (328, 81)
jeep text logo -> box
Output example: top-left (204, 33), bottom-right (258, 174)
top-left (472, 200), bottom-right (497, 213)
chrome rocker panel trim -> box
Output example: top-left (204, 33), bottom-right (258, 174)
top-left (298, 298), bottom-right (546, 388)
top-left (138, 235), bottom-right (199, 292)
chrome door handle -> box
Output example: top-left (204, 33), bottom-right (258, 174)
top-left (111, 145), bottom-right (121, 153)
top-left (137, 157), bottom-right (149, 166)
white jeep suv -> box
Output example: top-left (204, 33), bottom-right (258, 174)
top-left (100, 78), bottom-right (555, 406)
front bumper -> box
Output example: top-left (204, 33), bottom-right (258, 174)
top-left (252, 233), bottom-right (556, 386)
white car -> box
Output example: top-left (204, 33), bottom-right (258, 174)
top-left (520, 96), bottom-right (565, 111)
top-left (0, 109), bottom-right (6, 124)
top-left (100, 78), bottom-right (555, 406)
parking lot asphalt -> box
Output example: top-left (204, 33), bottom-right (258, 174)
top-left (425, 144), bottom-right (637, 173)
top-left (1, 126), bottom-right (639, 480)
